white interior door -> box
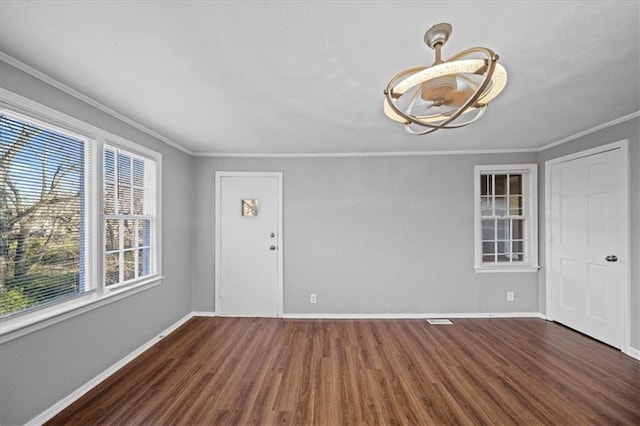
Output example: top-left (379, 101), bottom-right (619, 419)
top-left (216, 172), bottom-right (282, 317)
top-left (548, 144), bottom-right (628, 349)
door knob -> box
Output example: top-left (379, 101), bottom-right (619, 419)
top-left (605, 255), bottom-right (618, 262)
top-left (270, 232), bottom-right (275, 238)
top-left (269, 245), bottom-right (276, 251)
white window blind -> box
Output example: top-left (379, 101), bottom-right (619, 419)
top-left (0, 112), bottom-right (94, 317)
top-left (0, 92), bottom-right (162, 340)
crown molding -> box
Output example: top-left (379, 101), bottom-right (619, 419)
top-left (195, 112), bottom-right (640, 157)
top-left (0, 51), bottom-right (194, 156)
top-left (193, 148), bottom-right (539, 158)
top-left (2, 51), bottom-right (637, 158)
top-left (537, 111), bottom-right (640, 152)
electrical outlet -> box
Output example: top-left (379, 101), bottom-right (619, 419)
top-left (507, 291), bottom-right (515, 302)
top-left (310, 293), bottom-right (317, 304)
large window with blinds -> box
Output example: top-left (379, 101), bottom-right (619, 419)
top-left (1, 112), bottom-right (92, 316)
top-left (0, 100), bottom-right (161, 330)
top-left (474, 164), bottom-right (539, 273)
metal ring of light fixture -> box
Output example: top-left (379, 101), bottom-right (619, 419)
top-left (383, 23), bottom-right (508, 135)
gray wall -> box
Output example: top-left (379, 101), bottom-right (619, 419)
top-left (194, 120), bottom-right (639, 351)
top-left (2, 55), bottom-right (637, 425)
top-left (193, 153), bottom-right (540, 315)
top-left (0, 61), bottom-right (194, 425)
top-left (537, 117), bottom-right (640, 349)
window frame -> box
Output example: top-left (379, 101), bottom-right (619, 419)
top-left (1, 108), bottom-right (97, 310)
top-left (474, 164), bottom-right (539, 273)
top-left (0, 89), bottom-right (163, 343)
top-left (103, 144), bottom-right (157, 288)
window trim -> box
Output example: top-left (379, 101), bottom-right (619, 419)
top-left (0, 88), bottom-right (163, 343)
top-left (103, 144), bottom-right (158, 288)
top-left (474, 164), bottom-right (539, 273)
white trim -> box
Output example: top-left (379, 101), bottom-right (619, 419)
top-left (3, 51), bottom-right (637, 158)
top-left (538, 112), bottom-right (640, 152)
top-left (26, 310), bottom-right (553, 425)
top-left (1, 89), bottom-right (162, 160)
top-left (181, 111), bottom-right (640, 157)
top-left (544, 140), bottom-right (631, 353)
top-left (214, 171), bottom-right (284, 317)
top-left (0, 51), bottom-right (193, 156)
top-left (474, 266), bottom-right (540, 273)
top-left (25, 309), bottom-right (640, 426)
top-left (543, 140), bottom-right (629, 166)
top-left (102, 144), bottom-right (160, 287)
top-left (192, 311), bottom-right (217, 317)
top-left (282, 312), bottom-right (547, 319)
top-left (0, 277), bottom-right (164, 344)
top-left (2, 108), bottom-right (91, 142)
top-left (194, 148), bottom-right (538, 158)
top-left (624, 347), bottom-right (640, 361)
top-left (0, 90), bottom-right (164, 343)
top-left (189, 111), bottom-right (639, 157)
top-left (473, 164), bottom-right (539, 272)
top-left (26, 312), bottom-right (194, 426)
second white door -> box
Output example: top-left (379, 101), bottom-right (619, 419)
top-left (548, 144), bottom-right (628, 349)
top-left (216, 172), bottom-right (282, 317)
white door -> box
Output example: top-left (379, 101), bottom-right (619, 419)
top-left (548, 144), bottom-right (628, 349)
top-left (215, 172), bottom-right (282, 317)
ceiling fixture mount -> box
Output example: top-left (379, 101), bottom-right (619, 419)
top-left (383, 22), bottom-right (507, 135)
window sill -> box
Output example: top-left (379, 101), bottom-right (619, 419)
top-left (474, 265), bottom-right (540, 273)
top-left (0, 276), bottom-right (164, 344)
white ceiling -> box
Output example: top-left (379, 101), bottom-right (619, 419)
top-left (1, 1), bottom-right (638, 155)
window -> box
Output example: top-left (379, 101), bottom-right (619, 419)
top-left (0, 112), bottom-right (93, 316)
top-left (1, 93), bottom-right (161, 338)
top-left (103, 146), bottom-right (156, 286)
top-left (474, 164), bottom-right (538, 272)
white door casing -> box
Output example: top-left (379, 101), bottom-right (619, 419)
top-left (546, 141), bottom-right (629, 350)
top-left (215, 172), bottom-right (283, 317)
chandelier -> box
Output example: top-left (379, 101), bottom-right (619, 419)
top-left (383, 23), bottom-right (507, 135)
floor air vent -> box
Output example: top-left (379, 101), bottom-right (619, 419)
top-left (427, 319), bottom-right (453, 325)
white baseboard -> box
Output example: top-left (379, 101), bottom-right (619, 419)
top-left (281, 312), bottom-right (546, 320)
top-left (27, 312), bottom-right (195, 426)
top-left (624, 346), bottom-right (640, 361)
top-left (192, 311), bottom-right (217, 317)
top-left (24, 310), bottom-right (554, 425)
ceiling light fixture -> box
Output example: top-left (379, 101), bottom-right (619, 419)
top-left (383, 23), bottom-right (507, 135)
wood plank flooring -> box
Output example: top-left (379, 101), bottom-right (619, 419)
top-left (48, 317), bottom-right (640, 425)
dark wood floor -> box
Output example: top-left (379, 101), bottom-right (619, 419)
top-left (49, 317), bottom-right (640, 425)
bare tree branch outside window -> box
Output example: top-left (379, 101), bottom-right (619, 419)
top-left (0, 114), bottom-right (84, 316)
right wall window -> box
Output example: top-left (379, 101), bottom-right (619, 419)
top-left (474, 164), bottom-right (539, 272)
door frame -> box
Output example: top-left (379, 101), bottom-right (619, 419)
top-left (214, 171), bottom-right (284, 316)
top-left (544, 139), bottom-right (630, 353)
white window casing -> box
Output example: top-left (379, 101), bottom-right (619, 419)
top-left (0, 89), bottom-right (163, 343)
top-left (474, 164), bottom-right (539, 273)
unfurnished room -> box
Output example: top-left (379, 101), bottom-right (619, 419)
top-left (0, 1), bottom-right (639, 425)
